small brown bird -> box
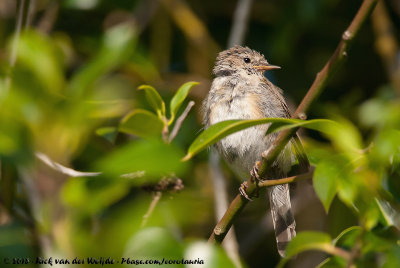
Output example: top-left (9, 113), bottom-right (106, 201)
top-left (203, 45), bottom-right (309, 256)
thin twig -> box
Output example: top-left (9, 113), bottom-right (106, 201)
top-left (141, 191), bottom-right (162, 228)
top-left (168, 101), bottom-right (195, 143)
top-left (35, 152), bottom-right (101, 177)
top-left (209, 151), bottom-right (242, 268)
top-left (208, 0), bottom-right (379, 244)
top-left (257, 168), bottom-right (314, 188)
top-left (161, 0), bottom-right (220, 59)
top-left (25, 0), bottom-right (35, 28)
top-left (35, 151), bottom-right (148, 179)
top-left (227, 0), bottom-right (253, 48)
top-left (371, 1), bottom-right (400, 95)
top-left (37, 0), bottom-right (59, 34)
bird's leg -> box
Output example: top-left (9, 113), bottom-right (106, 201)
top-left (250, 161), bottom-right (263, 198)
top-left (239, 161), bottom-right (263, 201)
top-left (239, 181), bottom-right (252, 201)
top-left (250, 161), bottom-right (262, 182)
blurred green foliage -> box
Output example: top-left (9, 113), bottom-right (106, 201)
top-left (0, 0), bottom-right (399, 268)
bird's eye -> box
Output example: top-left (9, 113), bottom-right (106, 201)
top-left (243, 57), bottom-right (251, 63)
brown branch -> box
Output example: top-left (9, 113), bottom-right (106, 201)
top-left (371, 1), bottom-right (400, 95)
top-left (141, 191), bottom-right (162, 228)
top-left (209, 151), bottom-right (241, 268)
top-left (257, 168), bottom-right (314, 188)
top-left (208, 0), bottom-right (379, 244)
top-left (37, 0), bottom-right (59, 34)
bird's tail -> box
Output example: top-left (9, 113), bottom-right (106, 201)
top-left (268, 183), bottom-right (296, 257)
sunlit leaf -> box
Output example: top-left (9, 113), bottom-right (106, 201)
top-left (184, 118), bottom-right (337, 160)
top-left (325, 119), bottom-right (363, 158)
top-left (96, 139), bottom-right (188, 178)
top-left (169, 82), bottom-right (198, 125)
top-left (14, 30), bottom-right (65, 94)
top-left (96, 127), bottom-right (117, 143)
top-left (68, 23), bottom-right (136, 97)
top-left (278, 232), bottom-right (333, 268)
top-left (266, 118), bottom-right (339, 135)
top-left (119, 109), bottom-right (164, 139)
top-left (333, 226), bottom-right (362, 247)
top-left (138, 85), bottom-right (165, 118)
top-left (88, 100), bottom-right (134, 119)
top-left (314, 160), bottom-right (340, 212)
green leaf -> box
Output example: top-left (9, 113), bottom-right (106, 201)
top-left (313, 160), bottom-right (340, 212)
top-left (96, 127), bottom-right (118, 143)
top-left (316, 257), bottom-right (346, 268)
top-left (62, 177), bottom-right (130, 214)
top-left (68, 23), bottom-right (136, 98)
top-left (96, 139), bottom-right (188, 179)
top-left (325, 119), bottom-right (363, 158)
top-left (184, 118), bottom-right (338, 160)
top-left (333, 226), bottom-right (362, 247)
top-left (266, 118), bottom-right (339, 135)
top-left (124, 227), bottom-right (184, 264)
top-left (285, 232), bottom-right (332, 257)
top-left (278, 232), bottom-right (332, 268)
top-left (119, 109), bottom-right (164, 139)
top-left (376, 199), bottom-right (400, 229)
top-left (383, 246), bottom-right (400, 268)
top-left (169, 81), bottom-right (198, 124)
top-left (14, 30), bottom-right (65, 94)
top-left (138, 85), bottom-right (166, 118)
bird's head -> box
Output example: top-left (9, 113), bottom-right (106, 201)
top-left (213, 45), bottom-right (280, 77)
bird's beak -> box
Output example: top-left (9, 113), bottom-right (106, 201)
top-left (253, 64), bottom-right (281, 71)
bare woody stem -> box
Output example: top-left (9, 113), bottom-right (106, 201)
top-left (141, 191), bottom-right (162, 228)
top-left (168, 101), bottom-right (195, 143)
top-left (208, 0), bottom-right (379, 244)
top-left (257, 168), bottom-right (314, 188)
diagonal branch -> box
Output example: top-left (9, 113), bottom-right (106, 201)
top-left (208, 0), bottom-right (379, 244)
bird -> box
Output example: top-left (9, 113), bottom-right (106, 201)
top-left (202, 45), bottom-right (309, 256)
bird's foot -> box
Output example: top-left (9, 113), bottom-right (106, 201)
top-left (239, 181), bottom-right (253, 201)
top-left (250, 161), bottom-right (262, 182)
top-left (250, 161), bottom-right (264, 198)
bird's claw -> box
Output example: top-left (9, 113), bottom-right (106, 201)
top-left (250, 161), bottom-right (263, 198)
top-left (250, 161), bottom-right (262, 182)
top-left (239, 181), bottom-right (253, 201)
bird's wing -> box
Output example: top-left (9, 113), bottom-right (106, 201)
top-left (271, 84), bottom-right (310, 173)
